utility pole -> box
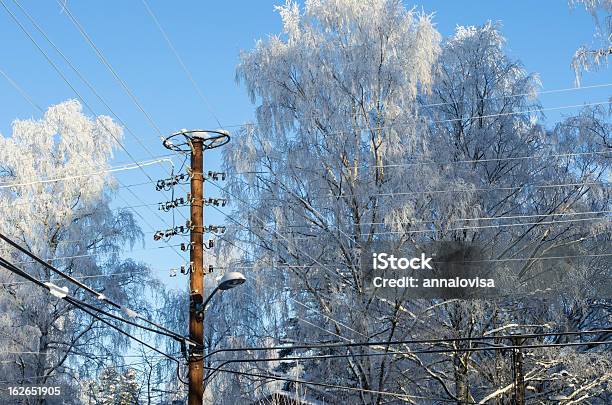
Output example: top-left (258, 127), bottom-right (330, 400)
top-left (188, 137), bottom-right (205, 405)
top-left (158, 129), bottom-right (230, 405)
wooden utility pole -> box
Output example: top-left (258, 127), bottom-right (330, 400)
top-left (159, 129), bottom-right (229, 405)
top-left (188, 138), bottom-right (204, 405)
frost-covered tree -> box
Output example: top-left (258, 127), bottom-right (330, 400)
top-left (82, 367), bottom-right (140, 405)
top-left (416, 21), bottom-right (611, 404)
top-left (224, 0), bottom-right (445, 402)
top-left (0, 100), bottom-right (156, 400)
top-left (214, 1), bottom-right (611, 404)
top-left (570, 0), bottom-right (612, 84)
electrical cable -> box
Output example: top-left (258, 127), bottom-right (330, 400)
top-left (5, 247), bottom-right (595, 287)
top-left (6, 243), bottom-right (184, 267)
top-left (2, 0), bottom-right (194, 258)
top-left (0, 0), bottom-right (175, 206)
top-left (233, 100), bottom-right (612, 137)
top-left (65, 296), bottom-right (179, 363)
top-left (201, 328), bottom-right (612, 361)
top-left (0, 253), bottom-right (190, 388)
top-left (0, 237), bottom-right (192, 345)
top-left (49, 0), bottom-right (199, 225)
top-left (204, 366), bottom-right (456, 402)
top-left (0, 158), bottom-right (172, 189)
top-left (213, 81), bottom-right (612, 129)
top-left (236, 174), bottom-right (611, 200)
top-left (203, 338), bottom-right (612, 383)
top-left (252, 148), bottom-right (612, 172)
top-left (0, 12), bottom-right (186, 268)
top-left (0, 66), bottom-right (42, 112)
top-left (203, 177), bottom-right (611, 351)
top-left (283, 209), bottom-right (612, 228)
top-left (201, 364), bottom-right (477, 403)
top-left (140, 0), bottom-right (223, 129)
top-left (204, 182), bottom-right (354, 283)
top-left (0, 255), bottom-right (181, 343)
top-left (224, 217), bottom-right (611, 241)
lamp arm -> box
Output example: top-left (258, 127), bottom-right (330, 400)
top-left (202, 285), bottom-right (221, 313)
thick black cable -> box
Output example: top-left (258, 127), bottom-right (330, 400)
top-left (0, 254), bottom-right (184, 343)
top-left (66, 297), bottom-right (189, 386)
top-left (0, 255), bottom-right (188, 384)
top-left (65, 297), bottom-right (179, 364)
top-left (203, 339), bottom-right (612, 382)
top-left (202, 328), bottom-right (612, 360)
top-left (0, 232), bottom-right (191, 344)
top-left (201, 364), bottom-right (477, 404)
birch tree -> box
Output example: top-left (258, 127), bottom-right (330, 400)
top-left (570, 0), bottom-right (612, 84)
top-left (214, 1), bottom-right (612, 403)
top-left (0, 100), bottom-right (156, 401)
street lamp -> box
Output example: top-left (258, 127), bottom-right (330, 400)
top-left (201, 272), bottom-right (246, 313)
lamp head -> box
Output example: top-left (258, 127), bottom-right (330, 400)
top-left (218, 271), bottom-right (246, 290)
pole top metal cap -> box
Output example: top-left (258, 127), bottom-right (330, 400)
top-left (162, 129), bottom-right (230, 153)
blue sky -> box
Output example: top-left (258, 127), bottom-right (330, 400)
top-left (0, 0), bottom-right (609, 290)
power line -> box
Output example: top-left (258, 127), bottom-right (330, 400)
top-left (350, 216), bottom-right (611, 237)
top-left (11, 0), bottom-right (194, 206)
top-left (54, 0), bottom-right (166, 139)
top-left (0, 0), bottom-right (170, 203)
top-left (1, 185), bottom-right (178, 211)
top-left (0, 0), bottom-right (191, 265)
top-left (0, 270), bottom-right (149, 287)
top-left (140, 0), bottom-right (223, 129)
top-left (0, 158), bottom-right (171, 189)
top-left (288, 296), bottom-right (368, 340)
top-left (227, 146), bottom-right (611, 193)
top-left (189, 176), bottom-right (367, 344)
top-left (0, 66), bottom-right (42, 112)
top-left (11, 0), bottom-right (167, 162)
top-left (229, 217), bottom-right (610, 241)
top-left (292, 209), bottom-right (612, 228)
top-left (206, 179), bottom-right (610, 240)
top-left (3, 0), bottom-right (194, 255)
top-left (109, 148), bottom-right (610, 175)
top-left (214, 82), bottom-right (612, 130)
top-left (53, 0), bottom-right (201, 213)
top-left (333, 181), bottom-right (610, 199)
top-left (0, 259), bottom-right (186, 389)
top-left (114, 186), bottom-right (188, 261)
top-left (206, 338), bottom-right (612, 404)
top-left (204, 185), bottom-right (351, 283)
top-left (202, 99), bottom-right (612, 148)
top-left (6, 244), bottom-right (184, 267)
top-left (204, 339), bottom-right (612, 383)
top-left (360, 149), bottom-right (612, 170)
top-left (54, 0), bottom-right (201, 229)
top-left (203, 364), bottom-right (455, 403)
top-left (239, 177), bottom-right (610, 200)
top-left (0, 351), bottom-right (174, 358)
top-left (0, 255), bottom-right (176, 341)
top-left (202, 328), bottom-right (612, 362)
top-left (202, 179), bottom-right (609, 341)
top-left (65, 297), bottom-right (180, 363)
top-left (144, 251), bottom-right (610, 272)
top-left (0, 233), bottom-right (191, 345)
